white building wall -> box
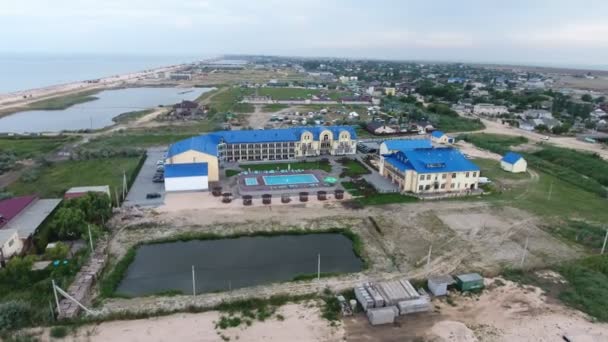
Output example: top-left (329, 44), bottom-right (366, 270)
top-left (1, 231), bottom-right (24, 259)
top-left (165, 176), bottom-right (209, 192)
top-left (501, 159), bottom-right (527, 173)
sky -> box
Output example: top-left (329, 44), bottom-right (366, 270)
top-left (1, 0), bottom-right (608, 67)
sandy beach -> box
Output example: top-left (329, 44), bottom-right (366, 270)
top-left (0, 64), bottom-right (186, 113)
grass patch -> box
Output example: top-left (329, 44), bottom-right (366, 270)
top-left (240, 160), bottom-right (331, 172)
top-left (459, 133), bottom-right (528, 155)
top-left (292, 272), bottom-right (342, 282)
top-left (435, 115), bottom-right (484, 132)
top-left (24, 90), bottom-right (100, 111)
top-left (355, 193), bottom-right (418, 206)
top-left (262, 104), bottom-right (289, 112)
top-left (7, 157), bottom-right (142, 199)
top-left (82, 132), bottom-right (196, 149)
top-left (225, 169), bottom-right (240, 177)
top-left (112, 109), bottom-right (154, 124)
top-left (208, 87), bottom-right (253, 113)
top-left (338, 158), bottom-right (370, 177)
top-left (531, 146), bottom-right (608, 187)
top-left (49, 326), bottom-right (68, 338)
top-left (0, 136), bottom-right (73, 159)
top-left (558, 255), bottom-right (608, 321)
top-left (551, 221), bottom-right (608, 251)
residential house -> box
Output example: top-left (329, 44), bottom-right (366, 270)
top-left (473, 104), bottom-right (509, 116)
top-left (366, 122), bottom-right (397, 135)
top-left (430, 131), bottom-right (455, 144)
top-left (501, 152), bottom-right (527, 173)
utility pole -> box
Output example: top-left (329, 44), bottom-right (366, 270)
top-left (51, 279), bottom-right (61, 314)
top-left (547, 182), bottom-right (553, 201)
top-left (87, 225), bottom-right (94, 251)
top-left (317, 253), bottom-right (321, 281)
top-left (520, 236), bottom-right (529, 267)
top-left (601, 227), bottom-right (608, 255)
top-left (192, 265), bottom-right (196, 296)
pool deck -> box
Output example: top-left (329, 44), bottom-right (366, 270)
top-left (237, 170), bottom-right (336, 196)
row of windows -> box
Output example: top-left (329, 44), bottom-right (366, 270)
top-left (418, 183), bottom-right (475, 191)
top-left (223, 142), bottom-right (296, 149)
top-left (419, 171), bottom-right (477, 181)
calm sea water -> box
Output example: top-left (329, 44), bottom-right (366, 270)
top-left (0, 54), bottom-right (203, 94)
top-left (0, 87), bottom-right (212, 133)
top-left (116, 234), bottom-right (363, 297)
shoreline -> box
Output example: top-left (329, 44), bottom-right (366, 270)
top-left (0, 61), bottom-right (200, 118)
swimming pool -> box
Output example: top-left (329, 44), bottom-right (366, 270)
top-left (262, 174), bottom-right (319, 186)
top-left (244, 178), bottom-right (259, 186)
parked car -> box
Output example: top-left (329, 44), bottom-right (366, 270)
top-left (156, 165), bottom-right (164, 171)
top-left (156, 160), bottom-right (164, 165)
top-left (146, 192), bottom-right (161, 199)
top-left (152, 178), bottom-right (164, 183)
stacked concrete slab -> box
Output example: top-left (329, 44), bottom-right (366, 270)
top-left (366, 306), bottom-right (399, 325)
top-left (355, 278), bottom-right (431, 325)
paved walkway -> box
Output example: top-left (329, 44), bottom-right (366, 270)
top-left (355, 154), bottom-right (400, 193)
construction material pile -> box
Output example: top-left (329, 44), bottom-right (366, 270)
top-left (355, 278), bottom-right (431, 325)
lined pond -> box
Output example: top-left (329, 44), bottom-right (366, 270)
top-left (0, 87), bottom-right (212, 133)
top-left (116, 233), bottom-right (364, 297)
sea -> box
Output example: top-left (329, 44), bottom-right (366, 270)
top-left (0, 54), bottom-right (205, 94)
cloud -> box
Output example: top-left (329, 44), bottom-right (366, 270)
top-left (510, 22), bottom-right (608, 47)
top-left (314, 30), bottom-right (475, 50)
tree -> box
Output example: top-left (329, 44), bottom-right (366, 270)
top-left (0, 300), bottom-right (32, 331)
top-left (535, 124), bottom-right (549, 132)
top-left (65, 193), bottom-right (111, 224)
top-left (49, 207), bottom-right (86, 239)
top-left (582, 94), bottom-right (593, 102)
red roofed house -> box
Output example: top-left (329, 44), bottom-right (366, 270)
top-left (0, 195), bottom-right (62, 266)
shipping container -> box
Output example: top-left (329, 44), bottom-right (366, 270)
top-left (455, 273), bottom-right (484, 292)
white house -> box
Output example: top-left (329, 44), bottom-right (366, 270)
top-left (473, 104), bottom-right (509, 116)
top-left (500, 152), bottom-right (527, 173)
top-left (430, 131), bottom-right (454, 144)
top-left (0, 229), bottom-right (23, 262)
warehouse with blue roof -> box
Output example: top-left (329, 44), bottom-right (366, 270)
top-left (164, 126), bottom-right (357, 192)
top-left (379, 147), bottom-right (480, 194)
top-left (500, 152), bottom-right (527, 173)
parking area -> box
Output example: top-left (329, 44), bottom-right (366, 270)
top-left (123, 147), bottom-right (166, 207)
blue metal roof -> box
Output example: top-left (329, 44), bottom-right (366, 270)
top-left (167, 126), bottom-right (357, 158)
top-left (502, 152), bottom-right (523, 164)
top-left (165, 163), bottom-right (208, 178)
top-left (383, 139), bottom-right (432, 152)
top-left (431, 130), bottom-right (446, 138)
top-left (386, 147), bottom-right (479, 174)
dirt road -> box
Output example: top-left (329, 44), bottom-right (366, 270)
top-left (478, 118), bottom-right (608, 160)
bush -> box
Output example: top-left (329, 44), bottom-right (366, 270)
top-left (44, 242), bottom-right (70, 260)
top-left (49, 326), bottom-right (68, 338)
top-left (0, 301), bottom-right (32, 331)
top-left (19, 168), bottom-right (40, 183)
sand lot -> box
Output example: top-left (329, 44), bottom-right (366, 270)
top-left (40, 303), bottom-right (343, 342)
top-left (33, 278), bottom-right (608, 342)
top-left (344, 278), bottom-right (608, 342)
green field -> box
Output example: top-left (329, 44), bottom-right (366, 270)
top-left (0, 136), bottom-right (72, 159)
top-left (112, 109), bottom-right (155, 124)
top-left (355, 193), bottom-right (418, 206)
top-left (253, 87), bottom-right (348, 101)
top-left (475, 158), bottom-right (608, 222)
top-left (240, 160), bottom-right (332, 173)
top-left (459, 133), bottom-right (528, 154)
top-left (208, 87), bottom-right (253, 113)
top-left (28, 90), bottom-right (99, 111)
top-left (8, 157), bottom-right (142, 198)
top-left (262, 104), bottom-right (289, 112)
top-left (339, 158), bottom-right (370, 177)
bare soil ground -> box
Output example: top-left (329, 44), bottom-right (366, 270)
top-left (40, 303), bottom-right (344, 342)
top-left (99, 199), bottom-right (582, 316)
top-left (344, 277), bottom-right (608, 342)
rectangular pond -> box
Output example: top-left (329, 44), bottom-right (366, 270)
top-left (0, 87), bottom-right (212, 133)
top-left (116, 233), bottom-right (363, 297)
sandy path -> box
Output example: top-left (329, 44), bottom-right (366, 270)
top-left (49, 303), bottom-right (343, 342)
top-left (427, 278), bottom-right (608, 342)
top-left (478, 118), bottom-right (608, 160)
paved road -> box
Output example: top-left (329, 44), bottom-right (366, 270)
top-left (124, 147), bottom-right (166, 207)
